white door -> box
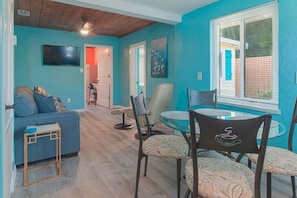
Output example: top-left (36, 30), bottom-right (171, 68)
top-left (1, 0), bottom-right (15, 197)
top-left (129, 42), bottom-right (146, 97)
top-left (97, 48), bottom-right (112, 108)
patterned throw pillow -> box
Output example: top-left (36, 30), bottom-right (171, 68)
top-left (34, 86), bottom-right (48, 96)
top-left (54, 96), bottom-right (67, 112)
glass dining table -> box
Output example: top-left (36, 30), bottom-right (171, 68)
top-left (160, 108), bottom-right (286, 147)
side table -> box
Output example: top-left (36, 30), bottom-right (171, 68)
top-left (24, 122), bottom-right (62, 186)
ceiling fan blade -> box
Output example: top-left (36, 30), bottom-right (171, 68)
top-left (53, 23), bottom-right (75, 32)
top-left (89, 31), bottom-right (97, 36)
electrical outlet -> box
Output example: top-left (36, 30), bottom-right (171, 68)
top-left (67, 98), bottom-right (71, 103)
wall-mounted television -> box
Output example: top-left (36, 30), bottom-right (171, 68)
top-left (42, 45), bottom-right (80, 66)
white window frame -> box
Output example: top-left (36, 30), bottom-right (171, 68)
top-left (211, 2), bottom-right (279, 113)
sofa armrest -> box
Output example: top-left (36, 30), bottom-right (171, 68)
top-left (14, 111), bottom-right (80, 165)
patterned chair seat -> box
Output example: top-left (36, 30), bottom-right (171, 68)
top-left (248, 146), bottom-right (297, 175)
top-left (185, 157), bottom-right (255, 198)
top-left (143, 135), bottom-right (188, 159)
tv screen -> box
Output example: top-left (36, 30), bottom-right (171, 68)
top-left (43, 45), bottom-right (80, 66)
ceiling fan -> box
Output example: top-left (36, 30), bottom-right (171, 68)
top-left (53, 17), bottom-right (97, 36)
top-left (79, 17), bottom-right (96, 36)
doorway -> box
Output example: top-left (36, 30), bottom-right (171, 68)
top-left (85, 45), bottom-right (113, 109)
top-left (129, 41), bottom-right (146, 97)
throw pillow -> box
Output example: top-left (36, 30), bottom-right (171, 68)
top-left (14, 86), bottom-right (39, 117)
top-left (33, 92), bottom-right (57, 113)
top-left (54, 96), bottom-right (67, 112)
top-left (34, 86), bottom-right (48, 96)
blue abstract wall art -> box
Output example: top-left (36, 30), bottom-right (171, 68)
top-left (151, 37), bottom-right (167, 78)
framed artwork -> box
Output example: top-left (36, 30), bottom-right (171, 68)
top-left (151, 37), bottom-right (167, 78)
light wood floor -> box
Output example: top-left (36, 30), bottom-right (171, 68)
top-left (12, 105), bottom-right (294, 198)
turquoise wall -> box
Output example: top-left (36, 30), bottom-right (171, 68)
top-left (14, 26), bottom-right (120, 109)
top-left (119, 23), bottom-right (176, 108)
top-left (173, 0), bottom-right (297, 148)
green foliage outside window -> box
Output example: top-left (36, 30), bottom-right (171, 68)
top-left (221, 18), bottom-right (272, 58)
top-left (257, 88), bottom-right (272, 99)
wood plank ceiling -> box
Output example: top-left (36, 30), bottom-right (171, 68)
top-left (14, 0), bottom-right (157, 37)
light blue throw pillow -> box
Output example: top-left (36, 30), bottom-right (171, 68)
top-left (14, 86), bottom-right (39, 117)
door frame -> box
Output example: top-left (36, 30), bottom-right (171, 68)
top-left (84, 44), bottom-right (113, 109)
top-left (129, 41), bottom-right (146, 97)
top-left (1, 0), bottom-right (15, 196)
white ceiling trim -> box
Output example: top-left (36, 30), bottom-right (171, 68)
top-left (54, 0), bottom-right (181, 24)
top-left (53, 0), bottom-right (218, 25)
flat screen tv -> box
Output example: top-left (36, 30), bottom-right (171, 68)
top-left (43, 45), bottom-right (80, 66)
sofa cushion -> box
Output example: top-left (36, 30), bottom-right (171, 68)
top-left (33, 92), bottom-right (57, 113)
top-left (14, 86), bottom-right (39, 117)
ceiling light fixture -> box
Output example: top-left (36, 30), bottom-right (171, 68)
top-left (80, 17), bottom-right (91, 36)
top-left (80, 29), bottom-right (89, 35)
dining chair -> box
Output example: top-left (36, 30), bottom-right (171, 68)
top-left (186, 88), bottom-right (219, 156)
top-left (128, 83), bottom-right (174, 137)
top-left (147, 83), bottom-right (174, 132)
top-left (247, 97), bottom-right (297, 198)
top-left (187, 88), bottom-right (217, 110)
top-left (185, 110), bottom-right (271, 198)
top-left (131, 93), bottom-right (188, 198)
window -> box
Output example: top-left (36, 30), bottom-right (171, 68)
top-left (212, 3), bottom-right (278, 113)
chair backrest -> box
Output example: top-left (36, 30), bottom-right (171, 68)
top-left (288, 97), bottom-right (297, 151)
top-left (187, 88), bottom-right (217, 109)
top-left (147, 83), bottom-right (174, 125)
top-left (189, 110), bottom-right (272, 197)
top-left (130, 93), bottom-right (151, 144)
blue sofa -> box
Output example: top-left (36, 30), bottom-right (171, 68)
top-left (14, 86), bottom-right (80, 166)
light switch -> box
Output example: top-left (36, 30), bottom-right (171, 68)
top-left (197, 72), bottom-right (202, 80)
top-left (80, 68), bottom-right (84, 73)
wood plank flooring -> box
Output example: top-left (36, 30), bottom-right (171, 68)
top-left (12, 105), bottom-right (294, 198)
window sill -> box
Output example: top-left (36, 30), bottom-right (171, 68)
top-left (218, 97), bottom-right (280, 114)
